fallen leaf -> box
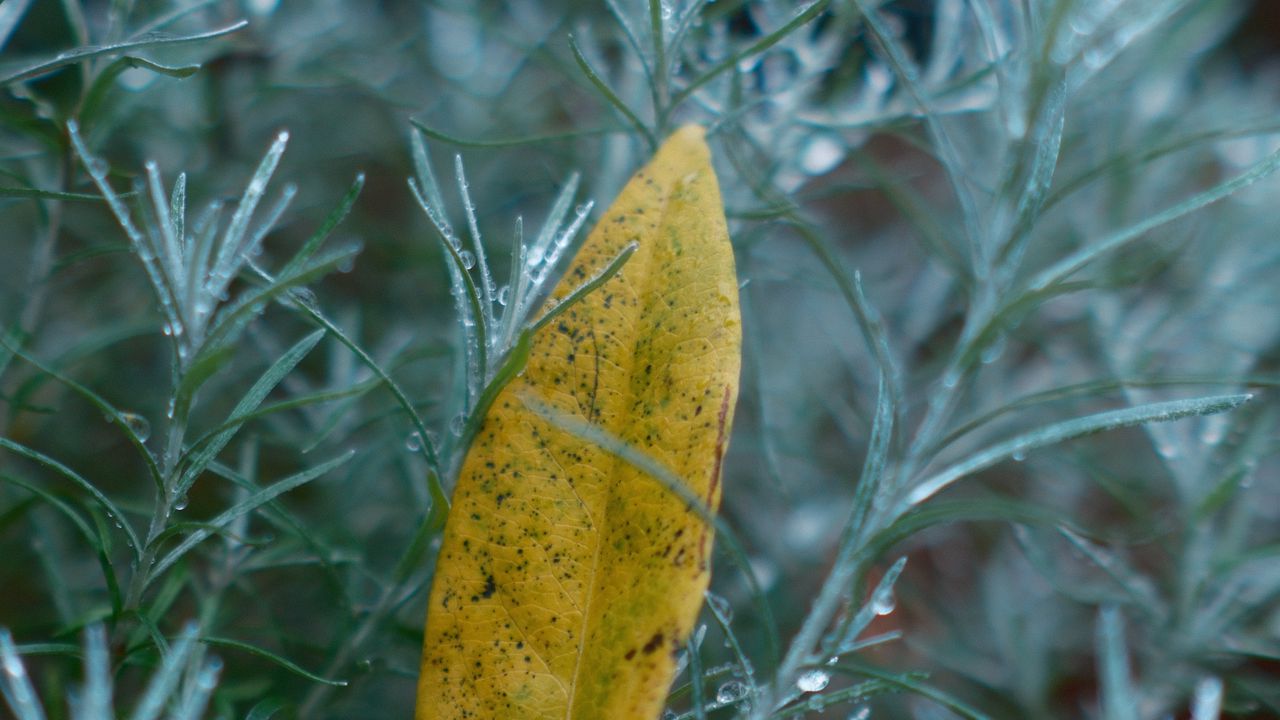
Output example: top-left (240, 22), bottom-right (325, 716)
top-left (416, 125), bottom-right (741, 719)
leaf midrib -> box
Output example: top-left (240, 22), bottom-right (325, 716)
top-left (562, 178), bottom-right (675, 720)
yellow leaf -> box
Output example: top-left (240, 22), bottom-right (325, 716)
top-left (416, 125), bottom-right (741, 719)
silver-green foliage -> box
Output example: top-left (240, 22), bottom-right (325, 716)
top-left (1, 1), bottom-right (1278, 718)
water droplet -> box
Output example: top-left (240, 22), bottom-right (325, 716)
top-left (528, 246), bottom-right (545, 266)
top-left (1200, 415), bottom-right (1227, 446)
top-left (1082, 46), bottom-right (1108, 71)
top-left (119, 66), bottom-right (158, 91)
top-left (1003, 102), bottom-right (1028, 140)
top-left (162, 323), bottom-right (173, 337)
top-left (1012, 450), bottom-right (1026, 462)
top-left (716, 680), bottom-right (747, 704)
top-left (849, 705), bottom-right (871, 720)
top-left (941, 371), bottom-right (960, 389)
top-left (119, 412), bottom-right (151, 442)
top-left (1156, 441), bottom-right (1180, 460)
top-left (338, 255), bottom-right (356, 273)
top-left (806, 694), bottom-right (826, 711)
top-left (174, 493), bottom-right (189, 511)
top-left (459, 250), bottom-right (476, 269)
top-left (574, 203), bottom-right (590, 216)
top-left (800, 133), bottom-right (845, 175)
top-left (705, 592), bottom-right (733, 622)
top-left (450, 414), bottom-right (467, 437)
top-left (796, 668), bottom-right (830, 693)
top-left (406, 432), bottom-right (423, 452)
top-left (292, 288), bottom-right (318, 307)
top-left (497, 285), bottom-right (511, 306)
top-left (88, 158), bottom-right (109, 177)
top-left (871, 588), bottom-right (896, 616)
top-left (3, 651), bottom-right (27, 678)
top-left (166, 398), bottom-right (176, 420)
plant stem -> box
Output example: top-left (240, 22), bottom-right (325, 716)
top-left (114, 382), bottom-right (187, 649)
top-left (751, 534), bottom-right (873, 718)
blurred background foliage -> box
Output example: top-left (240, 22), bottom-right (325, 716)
top-left (2, 1), bottom-right (1279, 718)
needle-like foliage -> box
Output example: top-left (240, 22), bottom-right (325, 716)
top-left (1, 1), bottom-right (1277, 718)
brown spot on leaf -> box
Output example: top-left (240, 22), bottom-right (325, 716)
top-left (642, 632), bottom-right (664, 654)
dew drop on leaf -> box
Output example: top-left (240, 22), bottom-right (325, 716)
top-left (459, 250), bottom-right (476, 269)
top-left (450, 414), bottom-right (467, 437)
top-left (796, 668), bottom-right (830, 693)
top-left (716, 680), bottom-right (747, 704)
top-left (2, 650), bottom-right (28, 678)
top-left (1200, 415), bottom-right (1227, 445)
top-left (871, 588), bottom-right (896, 616)
top-left (406, 432), bottom-right (423, 452)
top-left (705, 592), bottom-right (732, 622)
top-left (800, 133), bottom-right (845, 176)
top-left (119, 412), bottom-right (151, 442)
top-left (292, 287), bottom-right (318, 307)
